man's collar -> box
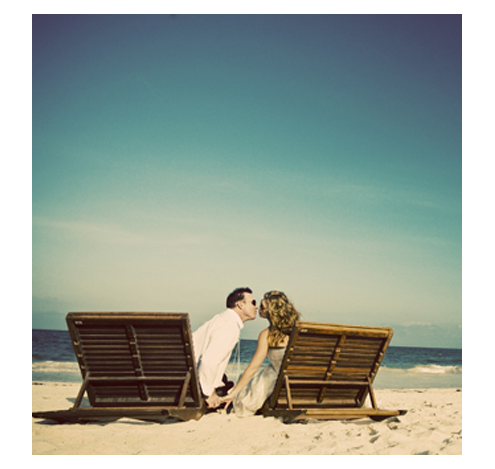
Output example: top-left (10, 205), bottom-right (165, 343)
top-left (226, 308), bottom-right (244, 329)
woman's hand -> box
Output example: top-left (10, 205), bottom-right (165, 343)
top-left (220, 392), bottom-right (235, 411)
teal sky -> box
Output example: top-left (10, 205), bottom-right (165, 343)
top-left (32, 14), bottom-right (462, 348)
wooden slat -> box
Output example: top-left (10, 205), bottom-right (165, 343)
top-left (287, 379), bottom-right (369, 386)
top-left (274, 397), bottom-right (358, 407)
top-left (87, 375), bottom-right (190, 382)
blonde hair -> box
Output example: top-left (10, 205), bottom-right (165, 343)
top-left (263, 291), bottom-right (301, 347)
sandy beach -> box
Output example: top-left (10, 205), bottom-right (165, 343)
top-left (32, 382), bottom-right (461, 455)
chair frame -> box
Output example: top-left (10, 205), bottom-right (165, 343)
top-left (32, 312), bottom-right (206, 423)
top-left (261, 321), bottom-right (407, 422)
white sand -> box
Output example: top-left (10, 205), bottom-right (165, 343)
top-left (32, 382), bottom-right (461, 455)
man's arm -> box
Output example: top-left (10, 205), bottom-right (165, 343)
top-left (197, 322), bottom-right (239, 401)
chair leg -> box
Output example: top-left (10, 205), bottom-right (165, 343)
top-left (367, 378), bottom-right (378, 409)
top-left (72, 373), bottom-right (90, 409)
top-left (178, 371), bottom-right (191, 407)
top-left (284, 374), bottom-right (293, 410)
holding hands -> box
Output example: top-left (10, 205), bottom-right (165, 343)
top-left (205, 390), bottom-right (223, 409)
top-left (220, 392), bottom-right (235, 411)
top-left (205, 390), bottom-right (234, 410)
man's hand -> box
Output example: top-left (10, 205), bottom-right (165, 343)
top-left (205, 390), bottom-right (223, 409)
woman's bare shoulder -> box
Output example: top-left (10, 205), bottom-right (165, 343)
top-left (259, 328), bottom-right (270, 339)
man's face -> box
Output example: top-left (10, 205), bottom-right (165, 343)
top-left (240, 292), bottom-right (258, 321)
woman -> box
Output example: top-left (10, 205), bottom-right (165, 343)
top-left (221, 290), bottom-right (300, 417)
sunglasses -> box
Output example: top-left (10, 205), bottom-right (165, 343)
top-left (239, 299), bottom-right (256, 307)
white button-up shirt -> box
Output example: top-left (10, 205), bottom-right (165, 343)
top-left (192, 309), bottom-right (243, 397)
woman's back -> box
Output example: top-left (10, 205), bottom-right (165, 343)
top-left (267, 346), bottom-right (286, 372)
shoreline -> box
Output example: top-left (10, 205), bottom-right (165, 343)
top-left (32, 382), bottom-right (461, 455)
top-left (32, 364), bottom-right (463, 390)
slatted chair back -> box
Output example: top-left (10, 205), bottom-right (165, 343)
top-left (66, 312), bottom-right (202, 410)
top-left (268, 321), bottom-right (393, 413)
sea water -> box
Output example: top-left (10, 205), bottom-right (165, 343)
top-left (32, 329), bottom-right (462, 389)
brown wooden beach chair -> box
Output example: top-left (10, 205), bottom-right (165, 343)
top-left (262, 321), bottom-right (407, 422)
top-left (32, 312), bottom-right (205, 423)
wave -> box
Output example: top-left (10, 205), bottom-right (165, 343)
top-left (409, 364), bottom-right (462, 374)
top-left (32, 361), bottom-right (80, 374)
top-left (32, 361), bottom-right (461, 376)
top-left (32, 361), bottom-right (462, 392)
top-left (381, 364), bottom-right (462, 375)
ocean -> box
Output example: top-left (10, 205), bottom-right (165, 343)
top-left (32, 329), bottom-right (462, 390)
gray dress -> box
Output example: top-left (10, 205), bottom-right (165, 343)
top-left (232, 347), bottom-right (286, 417)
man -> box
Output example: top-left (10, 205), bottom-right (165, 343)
top-left (193, 287), bottom-right (257, 409)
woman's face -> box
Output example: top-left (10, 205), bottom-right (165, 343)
top-left (259, 299), bottom-right (269, 319)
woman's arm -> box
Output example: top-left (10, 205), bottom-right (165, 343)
top-left (221, 328), bottom-right (269, 406)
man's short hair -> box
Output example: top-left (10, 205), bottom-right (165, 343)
top-left (226, 287), bottom-right (253, 309)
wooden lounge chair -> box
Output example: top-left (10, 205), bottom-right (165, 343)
top-left (32, 312), bottom-right (205, 423)
top-left (262, 321), bottom-right (407, 422)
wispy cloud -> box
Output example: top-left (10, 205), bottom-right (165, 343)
top-left (33, 216), bottom-right (206, 247)
top-left (403, 321), bottom-right (433, 327)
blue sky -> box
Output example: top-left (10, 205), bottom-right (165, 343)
top-left (32, 14), bottom-right (462, 348)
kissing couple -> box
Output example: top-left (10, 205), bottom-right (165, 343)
top-left (192, 287), bottom-right (300, 417)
